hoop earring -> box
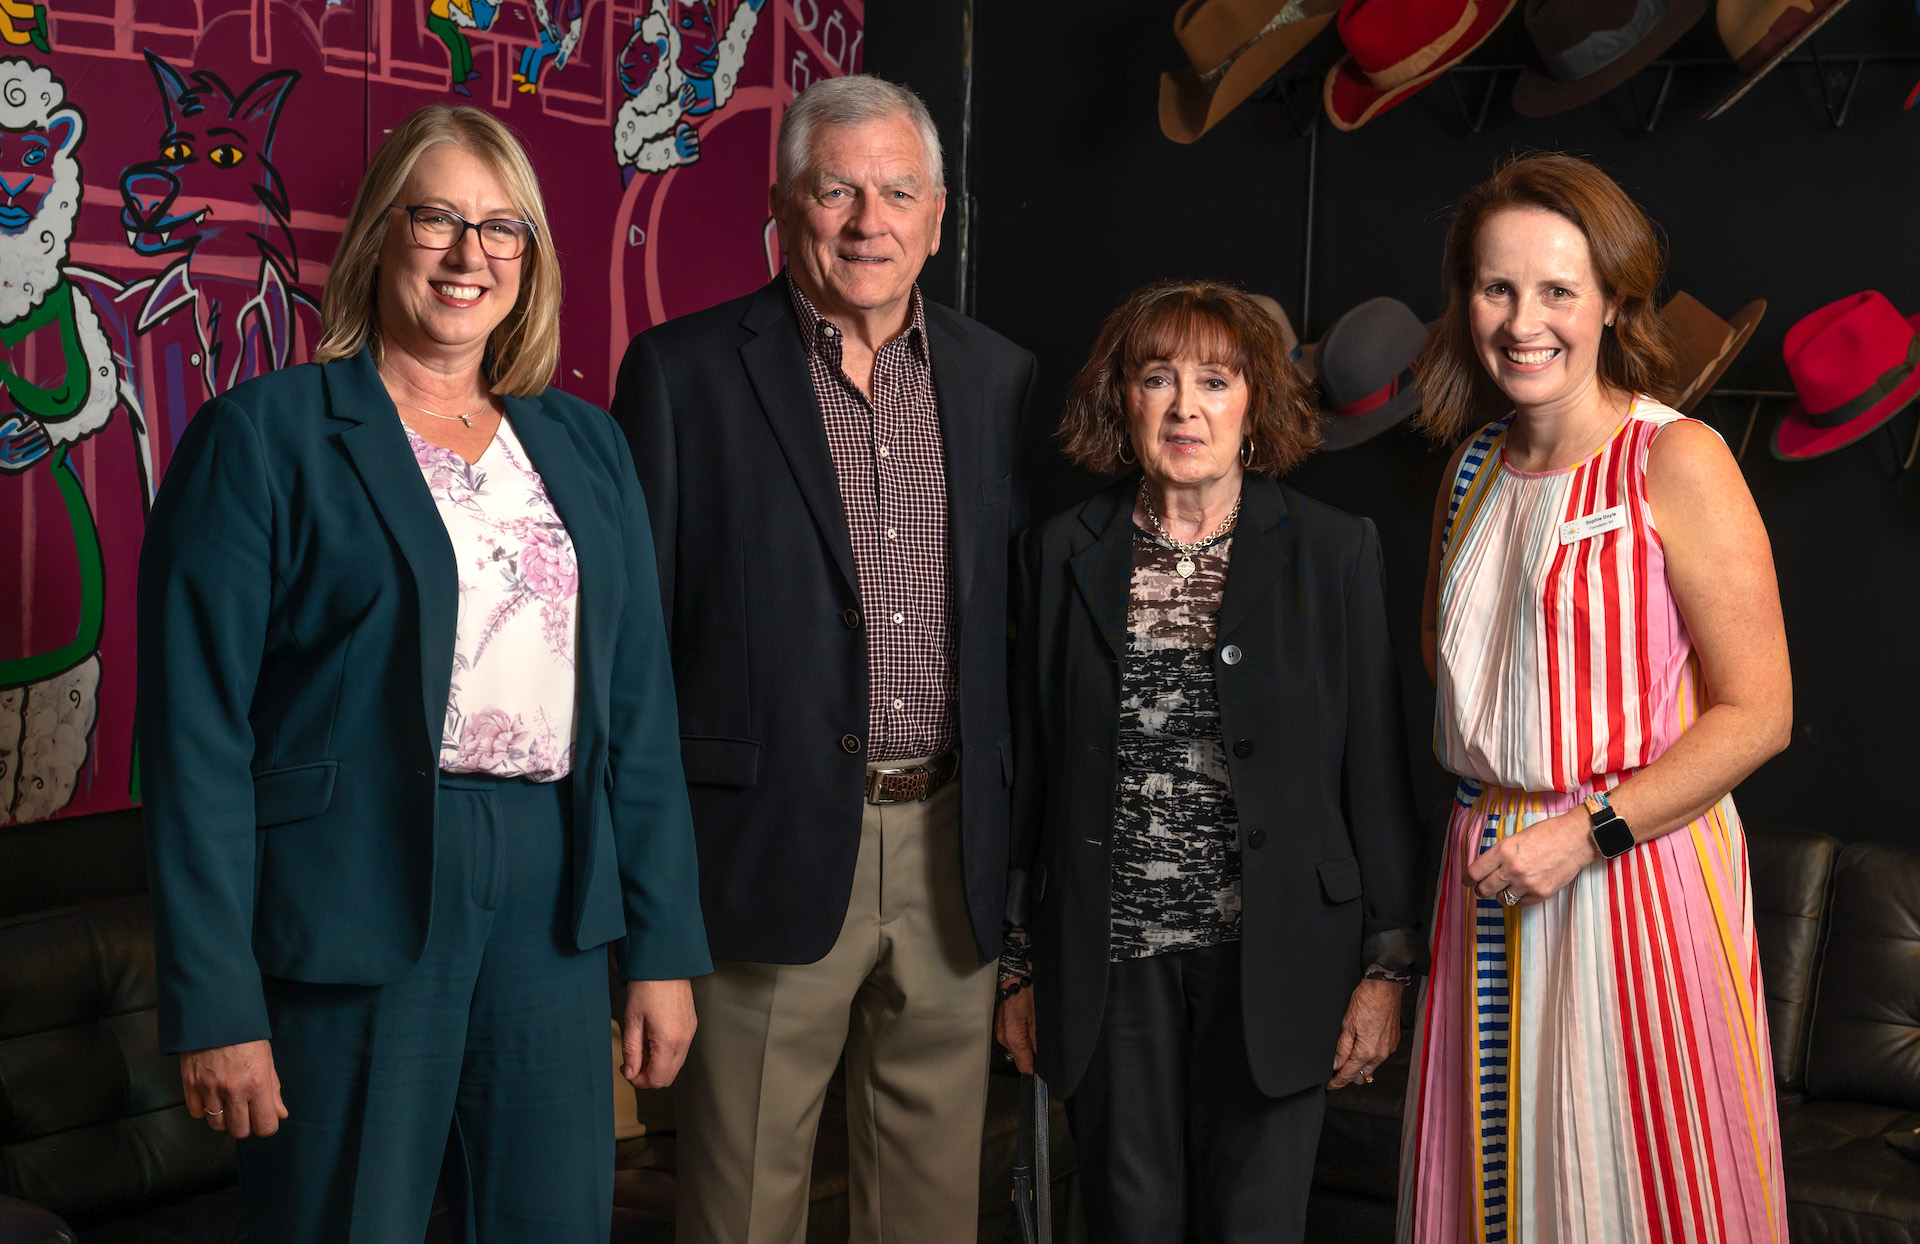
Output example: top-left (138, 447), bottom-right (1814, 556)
top-left (1239, 437), bottom-right (1255, 467)
top-left (1116, 431), bottom-right (1137, 466)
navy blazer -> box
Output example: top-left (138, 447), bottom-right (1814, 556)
top-left (611, 277), bottom-right (1035, 964)
top-left (1010, 474), bottom-right (1428, 1098)
top-left (138, 346), bottom-right (711, 1054)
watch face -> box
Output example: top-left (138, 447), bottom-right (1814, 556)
top-left (1593, 818), bottom-right (1636, 859)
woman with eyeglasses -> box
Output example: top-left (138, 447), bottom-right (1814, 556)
top-left (137, 104), bottom-right (709, 1240)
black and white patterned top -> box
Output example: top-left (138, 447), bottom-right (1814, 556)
top-left (1109, 528), bottom-right (1241, 959)
top-left (997, 521), bottom-right (1412, 988)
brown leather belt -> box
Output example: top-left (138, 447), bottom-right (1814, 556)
top-left (864, 751), bottom-right (960, 805)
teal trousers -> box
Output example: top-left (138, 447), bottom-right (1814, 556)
top-left (237, 773), bottom-right (614, 1242)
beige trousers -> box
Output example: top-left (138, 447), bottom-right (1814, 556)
top-left (674, 776), bottom-right (997, 1244)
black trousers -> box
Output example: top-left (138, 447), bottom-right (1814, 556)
top-left (1067, 941), bottom-right (1326, 1244)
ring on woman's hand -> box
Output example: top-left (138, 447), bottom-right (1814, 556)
top-left (205, 1107), bottom-right (224, 1117)
top-left (1501, 887), bottom-right (1520, 907)
top-left (1363, 1075), bottom-right (1375, 1084)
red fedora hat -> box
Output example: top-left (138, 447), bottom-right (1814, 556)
top-left (1772, 291), bottom-right (1920, 460)
top-left (1323, 0), bottom-right (1519, 131)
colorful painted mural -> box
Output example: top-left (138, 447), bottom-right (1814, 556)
top-left (0, 0), bottom-right (864, 825)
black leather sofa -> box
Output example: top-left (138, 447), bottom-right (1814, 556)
top-left (1308, 827), bottom-right (1920, 1242)
top-left (0, 851), bottom-right (1080, 1243)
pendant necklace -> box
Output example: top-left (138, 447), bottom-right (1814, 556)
top-left (1139, 480), bottom-right (1241, 578)
top-left (395, 398), bottom-right (490, 429)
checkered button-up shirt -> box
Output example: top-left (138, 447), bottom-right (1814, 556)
top-left (788, 274), bottom-right (956, 762)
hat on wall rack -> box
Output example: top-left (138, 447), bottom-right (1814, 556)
top-left (1702, 0), bottom-right (1856, 120)
top-left (1306, 297), bottom-right (1431, 450)
top-left (1323, 0), bottom-right (1520, 131)
top-left (1662, 291), bottom-right (1766, 414)
top-left (1160, 0), bottom-right (1342, 143)
top-left (1249, 294), bottom-right (1303, 357)
top-left (1772, 291), bottom-right (1920, 460)
top-left (1510, 0), bottom-right (1710, 117)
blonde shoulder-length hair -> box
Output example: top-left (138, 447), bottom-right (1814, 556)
top-left (312, 105), bottom-right (561, 397)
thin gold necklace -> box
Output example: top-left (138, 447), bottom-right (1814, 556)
top-left (1139, 480), bottom-right (1241, 578)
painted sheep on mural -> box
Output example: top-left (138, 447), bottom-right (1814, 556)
top-left (613, 0), bottom-right (765, 182)
top-left (0, 59), bottom-right (126, 823)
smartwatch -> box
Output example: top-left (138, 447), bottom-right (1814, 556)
top-left (1583, 790), bottom-right (1636, 860)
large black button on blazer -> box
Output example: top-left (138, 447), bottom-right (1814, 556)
top-left (1009, 474), bottom-right (1428, 1098)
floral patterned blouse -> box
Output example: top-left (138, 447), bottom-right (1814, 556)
top-left (407, 420), bottom-right (579, 782)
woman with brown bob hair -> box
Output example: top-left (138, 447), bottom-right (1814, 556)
top-left (1400, 154), bottom-right (1790, 1241)
top-left (137, 104), bottom-right (709, 1240)
top-left (996, 280), bottom-right (1427, 1242)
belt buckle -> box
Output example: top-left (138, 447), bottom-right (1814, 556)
top-left (865, 759), bottom-right (933, 806)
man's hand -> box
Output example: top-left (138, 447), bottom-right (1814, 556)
top-left (1328, 979), bottom-right (1402, 1089)
top-left (180, 1039), bottom-right (287, 1138)
top-left (994, 987), bottom-right (1036, 1075)
top-left (622, 978), bottom-right (697, 1089)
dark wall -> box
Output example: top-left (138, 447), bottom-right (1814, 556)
top-left (873, 3), bottom-right (1920, 850)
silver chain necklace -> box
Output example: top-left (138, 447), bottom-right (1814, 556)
top-left (394, 398), bottom-right (492, 429)
top-left (1138, 480), bottom-right (1242, 578)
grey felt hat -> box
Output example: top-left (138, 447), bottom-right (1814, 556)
top-left (1310, 297), bottom-right (1430, 451)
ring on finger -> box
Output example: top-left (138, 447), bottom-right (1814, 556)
top-left (1501, 886), bottom-right (1520, 907)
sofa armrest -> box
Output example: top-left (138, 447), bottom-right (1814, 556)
top-left (0, 1195), bottom-right (74, 1244)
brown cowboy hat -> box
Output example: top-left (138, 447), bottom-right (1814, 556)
top-left (1511, 0), bottom-right (1710, 118)
top-left (1703, 0), bottom-right (1856, 120)
top-left (1160, 0), bottom-right (1341, 143)
top-left (1662, 292), bottom-right (1766, 414)
top-left (1322, 0), bottom-right (1519, 132)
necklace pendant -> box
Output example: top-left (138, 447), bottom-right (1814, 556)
top-left (1176, 555), bottom-right (1196, 579)
top-left (459, 414), bottom-right (474, 428)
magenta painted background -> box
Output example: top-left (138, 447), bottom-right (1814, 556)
top-left (0, 0), bottom-right (861, 826)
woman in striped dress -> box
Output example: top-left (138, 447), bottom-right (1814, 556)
top-left (1398, 153), bottom-right (1793, 1244)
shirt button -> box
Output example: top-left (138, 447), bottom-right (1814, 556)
top-left (885, 528), bottom-right (897, 539)
top-left (840, 734), bottom-right (862, 754)
top-left (1247, 828), bottom-right (1268, 850)
top-left (822, 323), bottom-right (836, 336)
top-left (843, 608), bottom-right (862, 629)
top-left (878, 446), bottom-right (890, 458)
top-left (892, 698), bottom-right (904, 709)
top-left (1220, 644), bottom-right (1243, 666)
top-left (892, 612), bottom-right (904, 624)
top-left (1234, 739), bottom-right (1255, 759)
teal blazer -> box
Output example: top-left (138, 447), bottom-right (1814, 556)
top-left (138, 346), bottom-right (711, 1054)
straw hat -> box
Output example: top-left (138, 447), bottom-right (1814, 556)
top-left (1322, 0), bottom-right (1519, 131)
top-left (1703, 0), bottom-right (1855, 120)
top-left (1160, 0), bottom-right (1341, 143)
top-left (1661, 292), bottom-right (1766, 414)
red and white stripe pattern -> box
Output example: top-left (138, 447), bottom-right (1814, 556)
top-left (1399, 401), bottom-right (1787, 1244)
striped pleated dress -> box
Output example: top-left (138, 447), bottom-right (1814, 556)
top-left (1398, 400), bottom-right (1787, 1244)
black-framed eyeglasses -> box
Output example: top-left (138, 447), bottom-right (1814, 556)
top-left (392, 204), bottom-right (536, 260)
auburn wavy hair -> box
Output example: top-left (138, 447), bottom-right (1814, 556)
top-left (1415, 152), bottom-right (1679, 441)
top-left (1058, 280), bottom-right (1318, 476)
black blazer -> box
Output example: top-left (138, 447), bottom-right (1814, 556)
top-left (137, 348), bottom-right (711, 1054)
top-left (1010, 474), bottom-right (1427, 1098)
top-left (610, 277), bottom-right (1036, 964)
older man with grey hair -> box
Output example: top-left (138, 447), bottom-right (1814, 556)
top-left (610, 74), bottom-right (1036, 1244)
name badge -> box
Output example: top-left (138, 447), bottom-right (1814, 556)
top-left (1559, 505), bottom-right (1627, 545)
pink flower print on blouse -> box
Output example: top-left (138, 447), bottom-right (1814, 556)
top-left (520, 525), bottom-right (579, 600)
top-left (404, 427), bottom-right (489, 513)
top-left (455, 708), bottom-right (530, 772)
